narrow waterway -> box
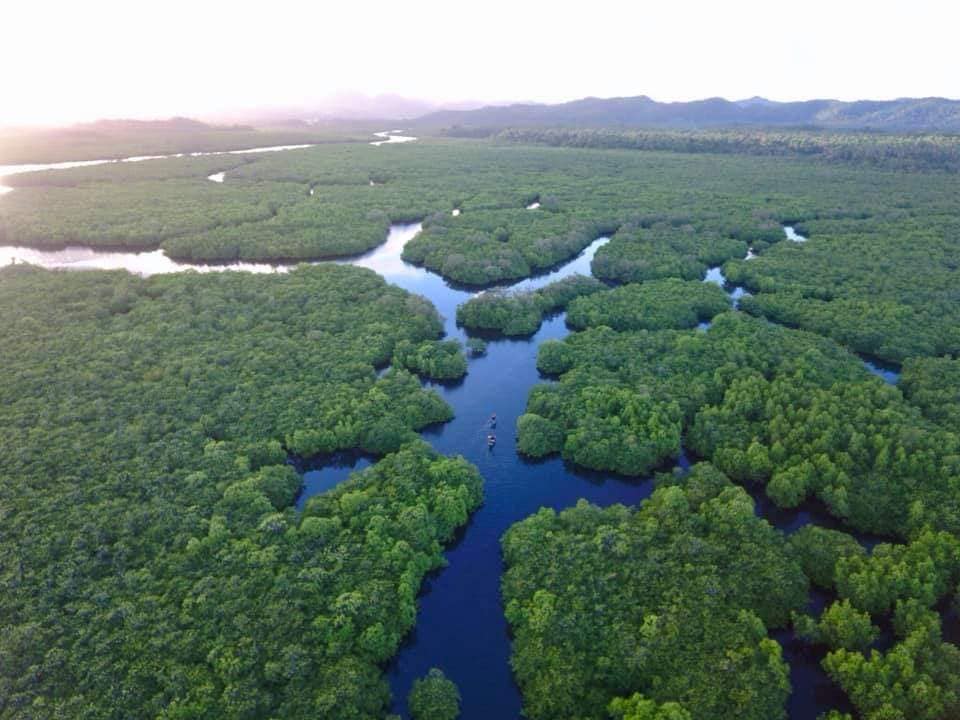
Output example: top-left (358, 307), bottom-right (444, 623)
top-left (371, 129), bottom-right (418, 146)
top-left (704, 231), bottom-right (901, 384)
top-left (0, 202), bottom-right (914, 717)
top-left (337, 228), bottom-right (643, 719)
top-left (308, 224), bottom-right (889, 720)
top-left (0, 143), bottom-right (318, 195)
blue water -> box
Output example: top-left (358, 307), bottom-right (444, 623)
top-left (294, 224), bottom-right (896, 719)
top-left (0, 172), bottom-right (927, 717)
top-left (862, 359), bottom-right (900, 385)
top-left (293, 450), bottom-right (374, 511)
top-left (388, 315), bottom-right (653, 719)
top-left (306, 226), bottom-right (651, 718)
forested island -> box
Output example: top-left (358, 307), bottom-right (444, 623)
top-left (1, 116), bottom-right (959, 720)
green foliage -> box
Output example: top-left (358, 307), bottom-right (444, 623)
top-left (527, 313), bottom-right (861, 472)
top-left (0, 264), bottom-right (482, 718)
top-left (901, 356), bottom-right (960, 434)
top-left (408, 668), bottom-right (461, 720)
top-left (496, 126), bottom-right (960, 172)
top-left (592, 223), bottom-right (748, 284)
top-left (823, 607), bottom-right (960, 720)
top-left (394, 339), bottom-right (468, 380)
top-left (465, 337), bottom-right (487, 356)
top-left (516, 413), bottom-right (566, 457)
top-left (456, 274), bottom-right (606, 335)
top-left (0, 117), bottom-right (363, 164)
top-left (728, 214), bottom-right (960, 364)
top-left (689, 373), bottom-right (960, 536)
top-left (565, 279), bottom-right (730, 331)
top-left (794, 600), bottom-right (879, 651)
top-left (788, 526), bottom-right (866, 589)
top-left (835, 531), bottom-right (960, 615)
top-left (501, 463), bottom-right (806, 720)
top-left (520, 381), bottom-right (682, 475)
top-left (10, 134), bottom-right (960, 300)
top-left (528, 310), bottom-right (960, 535)
top-left (608, 693), bottom-right (691, 720)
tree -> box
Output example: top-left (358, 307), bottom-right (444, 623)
top-left (608, 693), bottom-right (691, 720)
top-left (408, 668), bottom-right (461, 720)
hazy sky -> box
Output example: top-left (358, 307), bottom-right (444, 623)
top-left (5, 0), bottom-right (958, 125)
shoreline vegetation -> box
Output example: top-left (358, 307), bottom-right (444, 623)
top-left (0, 262), bottom-right (480, 718)
top-left (1, 123), bottom-right (959, 720)
top-left (0, 118), bottom-right (376, 165)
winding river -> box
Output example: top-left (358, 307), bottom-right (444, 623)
top-left (0, 159), bottom-right (909, 717)
top-left (0, 143), bottom-right (318, 195)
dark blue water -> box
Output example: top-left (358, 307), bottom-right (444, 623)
top-left (297, 224), bottom-right (898, 720)
top-left (293, 450), bottom-right (374, 511)
top-left (388, 314), bottom-right (652, 719)
top-left (312, 226), bottom-right (651, 717)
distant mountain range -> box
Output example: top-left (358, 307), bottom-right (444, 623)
top-left (208, 93), bottom-right (498, 126)
top-left (410, 95), bottom-right (960, 133)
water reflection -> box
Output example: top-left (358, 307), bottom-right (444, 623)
top-left (862, 359), bottom-right (900, 385)
top-left (293, 451), bottom-right (374, 511)
top-left (371, 130), bottom-right (418, 146)
top-left (784, 225), bottom-right (808, 242)
top-left (0, 246), bottom-right (289, 275)
top-left (508, 236), bottom-right (609, 294)
top-left (703, 265), bottom-right (751, 307)
top-left (0, 143), bottom-right (317, 196)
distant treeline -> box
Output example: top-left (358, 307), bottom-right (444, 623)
top-left (0, 118), bottom-right (371, 165)
top-left (486, 128), bottom-right (960, 172)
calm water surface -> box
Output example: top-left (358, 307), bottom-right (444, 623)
top-left (0, 167), bottom-right (924, 717)
top-left (0, 143), bottom-right (318, 194)
top-left (371, 130), bottom-right (418, 146)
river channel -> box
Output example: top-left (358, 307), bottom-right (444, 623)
top-left (0, 149), bottom-right (909, 718)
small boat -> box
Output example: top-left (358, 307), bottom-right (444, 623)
top-left (487, 433), bottom-right (496, 447)
top-left (489, 413), bottom-right (497, 428)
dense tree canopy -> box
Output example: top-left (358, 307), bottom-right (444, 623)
top-left (591, 223), bottom-right (749, 284)
top-left (727, 214), bottom-right (960, 364)
top-left (393, 339), bottom-right (468, 380)
top-left (4, 129), bottom-right (960, 720)
top-left (407, 668), bottom-right (461, 720)
top-left (901, 356), bottom-right (960, 433)
top-left (0, 264), bottom-right (482, 718)
top-left (565, 279), bottom-right (729, 332)
top-left (495, 127), bottom-right (960, 173)
top-left (8, 135), bottom-right (958, 297)
top-left (521, 312), bottom-right (960, 537)
top-left (501, 463), bottom-right (806, 720)
top-left (455, 274), bottom-right (605, 336)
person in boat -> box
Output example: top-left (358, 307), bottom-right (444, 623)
top-left (487, 433), bottom-right (496, 446)
top-left (489, 413), bottom-right (497, 428)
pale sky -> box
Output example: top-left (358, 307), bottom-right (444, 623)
top-left (5, 0), bottom-right (958, 126)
